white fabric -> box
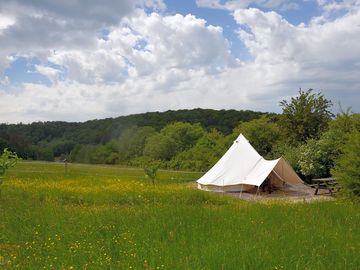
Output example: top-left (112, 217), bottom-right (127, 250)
top-left (197, 134), bottom-right (303, 190)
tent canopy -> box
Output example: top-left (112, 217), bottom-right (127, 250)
top-left (197, 134), bottom-right (303, 192)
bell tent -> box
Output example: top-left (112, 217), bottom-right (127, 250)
top-left (197, 134), bottom-right (303, 192)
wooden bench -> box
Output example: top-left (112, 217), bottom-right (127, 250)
top-left (310, 178), bottom-right (340, 195)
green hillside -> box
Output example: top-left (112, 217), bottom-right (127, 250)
top-left (0, 108), bottom-right (268, 161)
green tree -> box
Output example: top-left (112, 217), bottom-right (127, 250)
top-left (143, 122), bottom-right (205, 161)
top-left (327, 111), bottom-right (360, 139)
top-left (30, 145), bottom-right (54, 161)
top-left (117, 126), bottom-right (156, 161)
top-left (332, 130), bottom-right (360, 199)
top-left (70, 144), bottom-right (97, 163)
top-left (283, 112), bottom-right (360, 182)
top-left (279, 89), bottom-right (333, 144)
top-left (161, 122), bottom-right (205, 153)
top-left (170, 129), bottom-right (226, 171)
top-left (51, 139), bottom-right (75, 157)
top-left (143, 134), bottom-right (176, 161)
top-left (232, 115), bottom-right (281, 157)
top-left (90, 145), bottom-right (109, 164)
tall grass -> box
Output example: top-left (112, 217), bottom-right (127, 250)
top-left (0, 162), bottom-right (359, 269)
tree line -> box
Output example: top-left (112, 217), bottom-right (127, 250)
top-left (0, 108), bottom-right (267, 162)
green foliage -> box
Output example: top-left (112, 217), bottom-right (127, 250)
top-left (161, 122), bottom-right (205, 152)
top-left (91, 145), bottom-right (111, 164)
top-left (332, 131), bottom-right (360, 199)
top-left (0, 148), bottom-right (20, 176)
top-left (51, 139), bottom-right (75, 156)
top-left (0, 148), bottom-right (20, 195)
top-left (170, 129), bottom-right (226, 171)
top-left (298, 139), bottom-right (330, 180)
top-left (143, 134), bottom-right (176, 160)
top-left (327, 112), bottom-right (360, 140)
top-left (232, 115), bottom-right (281, 156)
top-left (269, 143), bottom-right (302, 175)
top-left (297, 112), bottom-right (360, 181)
top-left (0, 137), bottom-right (8, 151)
top-left (0, 109), bottom-right (267, 162)
top-left (30, 145), bottom-right (55, 161)
top-left (279, 89), bottom-right (333, 144)
top-left (116, 126), bottom-right (156, 161)
top-left (70, 145), bottom-right (97, 164)
top-left (1, 97), bottom-right (358, 184)
top-left (144, 164), bottom-right (159, 185)
top-left (144, 122), bottom-right (205, 162)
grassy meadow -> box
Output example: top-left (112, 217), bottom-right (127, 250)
top-left (0, 162), bottom-right (359, 269)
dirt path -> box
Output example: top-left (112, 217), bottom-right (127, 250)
top-left (220, 184), bottom-right (335, 203)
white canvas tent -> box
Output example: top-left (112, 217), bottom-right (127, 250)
top-left (197, 134), bottom-right (303, 192)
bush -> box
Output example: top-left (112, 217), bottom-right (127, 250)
top-left (332, 131), bottom-right (360, 199)
top-left (0, 148), bottom-right (20, 176)
top-left (298, 139), bottom-right (332, 180)
top-left (0, 148), bottom-right (20, 196)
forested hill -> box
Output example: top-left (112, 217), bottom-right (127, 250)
top-left (0, 108), bottom-right (270, 160)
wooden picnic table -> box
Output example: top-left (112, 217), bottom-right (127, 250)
top-left (310, 178), bottom-right (340, 195)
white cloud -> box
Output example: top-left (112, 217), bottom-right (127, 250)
top-left (232, 7), bottom-right (360, 106)
top-left (233, 7), bottom-right (360, 66)
top-left (196, 0), bottom-right (299, 11)
top-left (1, 1), bottom-right (360, 123)
top-left (0, 0), bottom-right (165, 71)
top-left (45, 11), bottom-right (234, 85)
top-left (35, 65), bottom-right (61, 84)
top-left (317, 0), bottom-right (360, 12)
top-left (0, 14), bottom-right (15, 30)
top-left (0, 10), bottom-right (238, 123)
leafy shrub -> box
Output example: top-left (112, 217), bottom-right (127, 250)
top-left (332, 131), bottom-right (360, 199)
top-left (0, 148), bottom-right (20, 176)
top-left (298, 139), bottom-right (332, 180)
top-left (144, 165), bottom-right (159, 185)
top-left (0, 148), bottom-right (20, 196)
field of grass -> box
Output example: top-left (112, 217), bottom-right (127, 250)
top-left (0, 162), bottom-right (359, 269)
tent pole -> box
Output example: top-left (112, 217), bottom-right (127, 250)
top-left (222, 177), bottom-right (224, 193)
top-left (256, 186), bottom-right (260, 197)
top-left (239, 184), bottom-right (243, 198)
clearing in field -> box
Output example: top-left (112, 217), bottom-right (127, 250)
top-left (0, 162), bottom-right (359, 269)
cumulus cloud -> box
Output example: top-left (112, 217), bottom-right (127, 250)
top-left (232, 7), bottom-right (360, 105)
top-left (233, 7), bottom-right (360, 72)
top-left (0, 0), bottom-right (165, 71)
top-left (0, 1), bottom-right (360, 123)
top-left (0, 7), bottom-right (237, 122)
top-left (44, 11), bottom-right (234, 85)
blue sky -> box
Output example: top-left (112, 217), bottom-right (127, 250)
top-left (0, 0), bottom-right (359, 123)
